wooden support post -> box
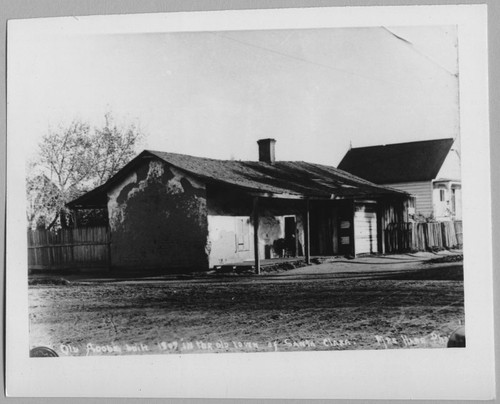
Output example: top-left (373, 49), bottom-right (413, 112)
top-left (351, 200), bottom-right (356, 257)
top-left (107, 227), bottom-right (112, 272)
top-left (305, 199), bottom-right (311, 264)
top-left (252, 197), bottom-right (260, 275)
top-left (377, 201), bottom-right (385, 254)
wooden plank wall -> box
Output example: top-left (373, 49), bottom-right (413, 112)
top-left (382, 181), bottom-right (434, 218)
top-left (385, 220), bottom-right (462, 253)
top-left (385, 222), bottom-right (412, 253)
top-left (27, 227), bottom-right (110, 271)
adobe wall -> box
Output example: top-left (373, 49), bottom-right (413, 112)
top-left (107, 159), bottom-right (209, 272)
top-left (207, 194), bottom-right (305, 268)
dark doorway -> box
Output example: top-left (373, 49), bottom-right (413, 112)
top-left (309, 201), bottom-right (336, 256)
top-left (284, 216), bottom-right (297, 257)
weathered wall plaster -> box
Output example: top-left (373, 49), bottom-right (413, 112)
top-left (107, 159), bottom-right (209, 271)
top-left (207, 215), bottom-right (254, 267)
top-left (207, 212), bottom-right (305, 268)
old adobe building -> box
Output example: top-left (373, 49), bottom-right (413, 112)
top-left (68, 139), bottom-right (411, 273)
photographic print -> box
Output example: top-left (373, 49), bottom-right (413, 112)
top-left (6, 5), bottom-right (495, 399)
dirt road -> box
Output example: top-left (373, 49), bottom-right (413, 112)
top-left (29, 262), bottom-right (464, 356)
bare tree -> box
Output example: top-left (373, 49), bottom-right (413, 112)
top-left (91, 113), bottom-right (143, 187)
top-left (27, 113), bottom-right (143, 230)
top-left (26, 172), bottom-right (63, 230)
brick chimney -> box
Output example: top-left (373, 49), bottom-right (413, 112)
top-left (257, 138), bottom-right (276, 163)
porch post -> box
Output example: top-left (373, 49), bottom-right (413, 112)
top-left (377, 201), bottom-right (385, 254)
top-left (305, 199), bottom-right (311, 264)
top-left (351, 200), bottom-right (356, 257)
top-left (252, 196), bottom-right (260, 275)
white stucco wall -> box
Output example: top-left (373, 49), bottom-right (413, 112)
top-left (207, 214), bottom-right (302, 268)
top-left (207, 216), bottom-right (255, 267)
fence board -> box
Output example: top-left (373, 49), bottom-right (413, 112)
top-left (27, 227), bottom-right (110, 271)
top-left (454, 221), bottom-right (463, 247)
top-left (385, 221), bottom-right (461, 253)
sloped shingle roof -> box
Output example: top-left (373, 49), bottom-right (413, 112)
top-left (68, 149), bottom-right (407, 208)
top-left (337, 138), bottom-right (454, 184)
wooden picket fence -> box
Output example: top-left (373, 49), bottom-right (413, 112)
top-left (27, 227), bottom-right (110, 271)
top-left (385, 221), bottom-right (462, 253)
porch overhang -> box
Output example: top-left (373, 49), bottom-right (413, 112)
top-left (66, 184), bottom-right (108, 210)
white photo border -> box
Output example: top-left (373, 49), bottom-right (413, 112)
top-left (5, 4), bottom-right (495, 399)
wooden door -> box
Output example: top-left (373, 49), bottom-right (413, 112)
top-left (337, 202), bottom-right (354, 256)
top-left (354, 203), bottom-right (378, 254)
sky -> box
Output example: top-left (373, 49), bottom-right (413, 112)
top-left (9, 22), bottom-right (459, 167)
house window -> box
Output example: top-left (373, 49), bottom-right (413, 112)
top-left (439, 189), bottom-right (445, 202)
top-left (340, 236), bottom-right (350, 245)
top-left (236, 218), bottom-right (250, 252)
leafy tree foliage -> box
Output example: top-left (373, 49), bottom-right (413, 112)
top-left (27, 113), bottom-right (143, 230)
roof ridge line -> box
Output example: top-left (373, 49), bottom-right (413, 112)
top-left (349, 137), bottom-right (454, 150)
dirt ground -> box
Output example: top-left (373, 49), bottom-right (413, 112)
top-left (28, 263), bottom-right (465, 356)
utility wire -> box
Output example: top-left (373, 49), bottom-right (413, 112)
top-left (211, 32), bottom-right (393, 86)
top-left (382, 27), bottom-right (458, 77)
top-left (210, 30), bottom-right (459, 172)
